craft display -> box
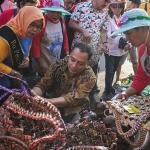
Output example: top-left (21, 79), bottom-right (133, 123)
top-left (65, 103), bottom-right (119, 150)
top-left (0, 72), bottom-right (120, 150)
top-left (106, 95), bottom-right (150, 147)
top-left (0, 72), bottom-right (66, 150)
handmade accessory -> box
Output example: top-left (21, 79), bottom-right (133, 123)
top-left (41, 0), bottom-right (71, 15)
top-left (65, 103), bottom-right (119, 150)
top-left (0, 81), bottom-right (120, 150)
top-left (0, 72), bottom-right (66, 150)
top-left (110, 9), bottom-right (150, 37)
top-left (106, 96), bottom-right (150, 147)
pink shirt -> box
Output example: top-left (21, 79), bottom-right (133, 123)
top-left (0, 0), bottom-right (16, 15)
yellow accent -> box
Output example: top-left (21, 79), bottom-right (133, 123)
top-left (123, 105), bottom-right (141, 113)
top-left (140, 2), bottom-right (150, 16)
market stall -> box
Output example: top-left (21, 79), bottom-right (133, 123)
top-left (0, 72), bottom-right (149, 150)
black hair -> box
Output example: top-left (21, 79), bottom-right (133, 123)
top-left (108, 3), bottom-right (125, 18)
top-left (0, 0), bottom-right (4, 5)
top-left (129, 0), bottom-right (141, 5)
top-left (71, 43), bottom-right (93, 60)
top-left (16, 0), bottom-right (39, 8)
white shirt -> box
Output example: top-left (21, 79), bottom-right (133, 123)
top-left (107, 15), bottom-right (126, 56)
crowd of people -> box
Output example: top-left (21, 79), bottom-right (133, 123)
top-left (0, 0), bottom-right (150, 123)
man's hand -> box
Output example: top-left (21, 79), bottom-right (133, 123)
top-left (47, 97), bottom-right (69, 107)
top-left (32, 87), bottom-right (43, 96)
top-left (39, 65), bottom-right (47, 76)
top-left (18, 59), bottom-right (29, 69)
top-left (103, 42), bottom-right (109, 54)
top-left (83, 29), bottom-right (91, 43)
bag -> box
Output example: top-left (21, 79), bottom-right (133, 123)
top-left (118, 37), bottom-right (127, 49)
top-left (106, 95), bottom-right (150, 148)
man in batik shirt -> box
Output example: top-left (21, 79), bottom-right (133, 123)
top-left (69, 0), bottom-right (109, 103)
top-left (33, 43), bottom-right (96, 123)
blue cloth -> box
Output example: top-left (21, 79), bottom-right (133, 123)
top-left (20, 38), bottom-right (32, 59)
top-left (0, 75), bottom-right (10, 87)
top-left (0, 57), bottom-right (12, 87)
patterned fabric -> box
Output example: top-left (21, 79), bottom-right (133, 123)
top-left (71, 2), bottom-right (108, 62)
top-left (35, 57), bottom-right (96, 116)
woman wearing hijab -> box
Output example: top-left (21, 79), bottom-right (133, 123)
top-left (0, 6), bottom-right (44, 89)
top-left (110, 9), bottom-right (150, 100)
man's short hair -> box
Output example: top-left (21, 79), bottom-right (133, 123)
top-left (129, 0), bottom-right (141, 5)
top-left (71, 43), bottom-right (93, 60)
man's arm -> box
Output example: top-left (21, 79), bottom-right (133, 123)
top-left (69, 19), bottom-right (91, 43)
top-left (101, 28), bottom-right (107, 43)
top-left (32, 62), bottom-right (55, 95)
top-left (46, 97), bottom-right (69, 107)
top-left (69, 19), bottom-right (85, 34)
top-left (32, 86), bottom-right (43, 96)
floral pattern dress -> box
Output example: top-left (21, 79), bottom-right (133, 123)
top-left (71, 2), bottom-right (108, 64)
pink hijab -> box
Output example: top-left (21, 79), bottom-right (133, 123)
top-left (0, 0), bottom-right (17, 15)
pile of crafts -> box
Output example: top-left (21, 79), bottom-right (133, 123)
top-left (0, 72), bottom-right (122, 150)
top-left (106, 95), bottom-right (150, 148)
top-left (0, 72), bottom-right (149, 149)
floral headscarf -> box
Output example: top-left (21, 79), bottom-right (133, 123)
top-left (6, 6), bottom-right (45, 39)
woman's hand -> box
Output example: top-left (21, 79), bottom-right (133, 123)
top-left (10, 70), bottom-right (23, 79)
top-left (18, 59), bottom-right (29, 69)
top-left (82, 29), bottom-right (91, 44)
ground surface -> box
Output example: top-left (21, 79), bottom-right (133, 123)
top-left (96, 53), bottom-right (134, 101)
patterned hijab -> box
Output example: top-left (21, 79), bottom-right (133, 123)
top-left (6, 6), bottom-right (45, 39)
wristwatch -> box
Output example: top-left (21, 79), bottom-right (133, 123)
top-left (13, 71), bottom-right (17, 77)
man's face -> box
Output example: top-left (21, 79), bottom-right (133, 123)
top-left (92, 0), bottom-right (109, 10)
top-left (64, 0), bottom-right (76, 10)
top-left (67, 48), bottom-right (89, 76)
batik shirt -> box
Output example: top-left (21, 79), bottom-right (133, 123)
top-left (71, 2), bottom-right (108, 62)
top-left (35, 57), bottom-right (96, 116)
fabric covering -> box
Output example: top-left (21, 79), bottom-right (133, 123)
top-left (6, 6), bottom-right (45, 39)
